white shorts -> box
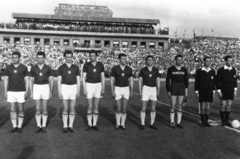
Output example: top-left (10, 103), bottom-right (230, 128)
top-left (115, 87), bottom-right (130, 100)
top-left (7, 91), bottom-right (25, 103)
top-left (33, 84), bottom-right (50, 100)
top-left (86, 83), bottom-right (102, 99)
top-left (61, 84), bottom-right (77, 100)
top-left (141, 85), bottom-right (157, 101)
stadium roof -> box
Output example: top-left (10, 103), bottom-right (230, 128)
top-left (12, 13), bottom-right (160, 25)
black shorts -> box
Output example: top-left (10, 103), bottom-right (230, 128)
top-left (171, 83), bottom-right (185, 96)
top-left (221, 84), bottom-right (234, 100)
top-left (199, 90), bottom-right (213, 103)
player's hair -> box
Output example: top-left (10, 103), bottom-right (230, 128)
top-left (145, 55), bottom-right (154, 61)
top-left (89, 51), bottom-right (98, 56)
top-left (12, 51), bottom-right (21, 58)
top-left (224, 55), bottom-right (232, 61)
top-left (118, 53), bottom-right (127, 59)
top-left (64, 50), bottom-right (73, 57)
top-left (37, 51), bottom-right (45, 58)
top-left (175, 54), bottom-right (183, 60)
top-left (203, 56), bottom-right (210, 61)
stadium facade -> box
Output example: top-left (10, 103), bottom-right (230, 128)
top-left (0, 4), bottom-right (169, 50)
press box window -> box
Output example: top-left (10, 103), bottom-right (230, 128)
top-left (63, 39), bottom-right (70, 46)
top-left (34, 38), bottom-right (40, 45)
top-left (44, 38), bottom-right (50, 45)
top-left (24, 38), bottom-right (31, 45)
top-left (140, 42), bottom-right (146, 48)
top-left (73, 39), bottom-right (79, 47)
top-left (149, 42), bottom-right (155, 48)
top-left (3, 37), bottom-right (10, 44)
top-left (113, 41), bottom-right (119, 47)
top-left (122, 41), bottom-right (128, 48)
top-left (131, 41), bottom-right (137, 48)
top-left (14, 37), bottom-right (21, 44)
top-left (53, 39), bottom-right (60, 45)
top-left (104, 41), bottom-right (110, 47)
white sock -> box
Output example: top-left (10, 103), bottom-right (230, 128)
top-left (170, 112), bottom-right (175, 123)
top-left (87, 114), bottom-right (93, 126)
top-left (177, 111), bottom-right (182, 124)
top-left (62, 114), bottom-right (68, 128)
top-left (42, 114), bottom-right (48, 127)
top-left (116, 113), bottom-right (121, 126)
top-left (93, 114), bottom-right (98, 126)
top-left (150, 111), bottom-right (156, 125)
top-left (11, 119), bottom-right (17, 128)
top-left (69, 114), bottom-right (75, 128)
top-left (121, 113), bottom-right (127, 126)
top-left (140, 111), bottom-right (146, 125)
top-left (17, 115), bottom-right (24, 128)
top-left (35, 114), bottom-right (42, 128)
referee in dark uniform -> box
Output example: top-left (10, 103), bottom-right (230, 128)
top-left (195, 56), bottom-right (216, 127)
top-left (217, 55), bottom-right (237, 127)
top-left (166, 54), bottom-right (189, 129)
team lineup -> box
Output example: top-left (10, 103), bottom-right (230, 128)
top-left (1, 51), bottom-right (238, 133)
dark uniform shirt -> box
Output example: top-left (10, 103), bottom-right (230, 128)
top-left (195, 67), bottom-right (216, 92)
top-left (5, 64), bottom-right (29, 92)
top-left (83, 62), bottom-right (104, 83)
top-left (166, 66), bottom-right (189, 92)
top-left (216, 66), bottom-right (237, 90)
top-left (139, 67), bottom-right (160, 87)
top-left (30, 64), bottom-right (52, 85)
top-left (111, 65), bottom-right (133, 87)
top-left (57, 64), bottom-right (80, 85)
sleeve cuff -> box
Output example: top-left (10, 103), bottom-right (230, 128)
top-left (217, 90), bottom-right (221, 93)
top-left (234, 88), bottom-right (237, 91)
top-left (195, 91), bottom-right (198, 93)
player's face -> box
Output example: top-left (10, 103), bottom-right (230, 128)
top-left (120, 56), bottom-right (127, 65)
top-left (226, 58), bottom-right (233, 67)
top-left (175, 57), bottom-right (183, 66)
top-left (12, 55), bottom-right (20, 64)
top-left (204, 58), bottom-right (211, 68)
top-left (89, 53), bottom-right (97, 62)
top-left (65, 53), bottom-right (73, 63)
top-left (146, 57), bottom-right (154, 66)
top-left (37, 55), bottom-right (45, 65)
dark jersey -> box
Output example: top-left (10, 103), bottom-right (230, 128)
top-left (5, 64), bottom-right (29, 91)
top-left (83, 62), bottom-right (104, 83)
top-left (30, 64), bottom-right (52, 85)
top-left (139, 67), bottom-right (160, 87)
top-left (57, 64), bottom-right (80, 85)
top-left (195, 68), bottom-right (216, 92)
top-left (216, 66), bottom-right (237, 90)
top-left (111, 65), bottom-right (133, 87)
top-left (166, 66), bottom-right (189, 92)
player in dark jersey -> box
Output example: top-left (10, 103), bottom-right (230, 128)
top-left (166, 54), bottom-right (189, 129)
top-left (139, 55), bottom-right (160, 130)
top-left (83, 51), bottom-right (105, 131)
top-left (58, 50), bottom-right (80, 133)
top-left (195, 56), bottom-right (216, 127)
top-left (110, 53), bottom-right (133, 130)
top-left (30, 51), bottom-right (53, 133)
top-left (217, 55), bottom-right (237, 127)
top-left (4, 52), bottom-right (29, 133)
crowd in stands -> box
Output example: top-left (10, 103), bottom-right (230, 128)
top-left (0, 37), bottom-right (240, 78)
top-left (0, 21), bottom-right (159, 35)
